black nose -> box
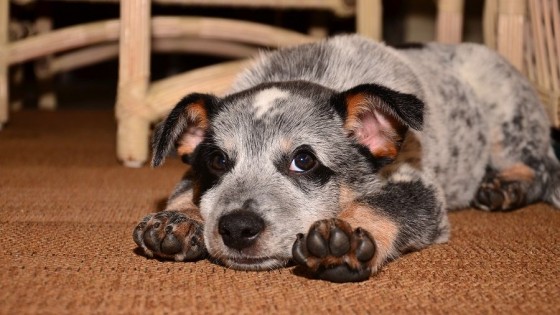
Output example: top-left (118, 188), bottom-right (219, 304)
top-left (218, 210), bottom-right (265, 250)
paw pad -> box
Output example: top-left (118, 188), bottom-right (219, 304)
top-left (473, 178), bottom-right (527, 211)
top-left (133, 211), bottom-right (205, 261)
top-left (292, 219), bottom-right (376, 283)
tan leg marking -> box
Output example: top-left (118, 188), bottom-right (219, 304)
top-left (338, 203), bottom-right (399, 273)
top-left (166, 188), bottom-right (203, 222)
top-left (338, 185), bottom-right (358, 210)
top-left (498, 163), bottom-right (535, 182)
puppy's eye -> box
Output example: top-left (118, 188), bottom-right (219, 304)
top-left (208, 152), bottom-right (228, 173)
top-left (289, 152), bottom-right (317, 173)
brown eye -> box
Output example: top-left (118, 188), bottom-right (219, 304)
top-left (209, 152), bottom-right (228, 173)
top-left (290, 151), bottom-right (317, 173)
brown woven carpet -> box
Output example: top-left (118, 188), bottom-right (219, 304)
top-left (1, 110), bottom-right (559, 314)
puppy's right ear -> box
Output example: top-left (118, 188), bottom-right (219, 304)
top-left (151, 93), bottom-right (218, 167)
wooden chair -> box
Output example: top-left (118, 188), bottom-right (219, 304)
top-left (0, 0), bottom-right (383, 166)
top-left (2, 0), bottom-right (468, 166)
top-left (484, 0), bottom-right (560, 127)
top-left (114, 0), bottom-right (464, 167)
top-left (114, 0), bottom-right (383, 167)
top-left (0, 0), bottom-right (122, 129)
top-left (436, 0), bottom-right (465, 43)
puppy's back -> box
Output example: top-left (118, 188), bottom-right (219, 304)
top-left (231, 35), bottom-right (424, 99)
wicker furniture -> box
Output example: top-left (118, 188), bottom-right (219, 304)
top-left (1, 0), bottom-right (471, 166)
top-left (436, 0), bottom-right (465, 43)
top-left (114, 0), bottom-right (382, 167)
top-left (0, 0), bottom-right (383, 166)
top-left (484, 0), bottom-right (560, 127)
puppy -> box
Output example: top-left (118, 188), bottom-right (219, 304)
top-left (133, 35), bottom-right (560, 282)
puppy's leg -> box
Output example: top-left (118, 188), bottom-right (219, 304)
top-left (456, 44), bottom-right (560, 210)
top-left (473, 154), bottom-right (560, 211)
top-left (133, 181), bottom-right (207, 261)
top-left (293, 170), bottom-right (449, 282)
top-left (472, 164), bottom-right (533, 211)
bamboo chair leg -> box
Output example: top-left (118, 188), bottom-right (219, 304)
top-left (117, 116), bottom-right (152, 168)
top-left (436, 0), bottom-right (465, 44)
top-left (356, 0), bottom-right (382, 40)
top-left (483, 0), bottom-right (498, 49)
top-left (497, 0), bottom-right (526, 72)
top-left (0, 0), bottom-right (9, 129)
top-left (115, 0), bottom-right (152, 167)
top-left (35, 14), bottom-right (57, 111)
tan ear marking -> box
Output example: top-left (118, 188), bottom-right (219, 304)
top-left (371, 144), bottom-right (399, 159)
top-left (343, 93), bottom-right (369, 131)
top-left (177, 127), bottom-right (205, 157)
top-left (176, 101), bottom-right (210, 157)
top-left (342, 92), bottom-right (403, 160)
top-left (186, 101), bottom-right (209, 130)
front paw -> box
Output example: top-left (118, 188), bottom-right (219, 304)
top-left (133, 211), bottom-right (206, 261)
top-left (292, 218), bottom-right (376, 283)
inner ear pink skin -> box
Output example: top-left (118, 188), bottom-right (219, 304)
top-left (177, 127), bottom-right (205, 157)
top-left (354, 110), bottom-right (399, 159)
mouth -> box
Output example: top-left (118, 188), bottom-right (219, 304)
top-left (221, 256), bottom-right (289, 270)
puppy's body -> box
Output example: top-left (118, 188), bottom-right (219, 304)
top-left (133, 35), bottom-right (560, 282)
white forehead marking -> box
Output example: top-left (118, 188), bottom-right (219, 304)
top-left (253, 88), bottom-right (290, 119)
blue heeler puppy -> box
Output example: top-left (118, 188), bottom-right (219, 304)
top-left (133, 35), bottom-right (560, 282)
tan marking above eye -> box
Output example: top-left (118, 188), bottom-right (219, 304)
top-left (280, 138), bottom-right (293, 152)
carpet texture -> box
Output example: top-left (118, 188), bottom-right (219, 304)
top-left (1, 110), bottom-right (559, 314)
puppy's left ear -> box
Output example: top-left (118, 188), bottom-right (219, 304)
top-left (151, 93), bottom-right (219, 167)
top-left (334, 83), bottom-right (424, 160)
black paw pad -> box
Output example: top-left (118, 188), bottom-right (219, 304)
top-left (473, 179), bottom-right (528, 211)
top-left (475, 188), bottom-right (504, 210)
top-left (307, 229), bottom-right (329, 258)
top-left (143, 222), bottom-right (164, 252)
top-left (329, 227), bottom-right (350, 257)
top-left (317, 264), bottom-right (371, 283)
top-left (292, 219), bottom-right (377, 283)
top-left (161, 232), bottom-right (182, 255)
top-left (354, 228), bottom-right (376, 262)
top-left (292, 234), bottom-right (308, 265)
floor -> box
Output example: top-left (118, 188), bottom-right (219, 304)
top-left (1, 109), bottom-right (559, 314)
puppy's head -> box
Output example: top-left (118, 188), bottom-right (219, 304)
top-left (152, 81), bottom-right (423, 270)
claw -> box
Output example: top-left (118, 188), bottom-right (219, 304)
top-left (161, 232), bottom-right (182, 255)
top-left (355, 232), bottom-right (376, 262)
top-left (329, 227), bottom-right (350, 257)
top-left (143, 227), bottom-right (162, 252)
top-left (292, 233), bottom-right (308, 265)
top-left (306, 229), bottom-right (328, 258)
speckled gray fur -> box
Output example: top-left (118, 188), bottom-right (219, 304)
top-left (233, 35), bottom-right (559, 209)
top-left (134, 35), bottom-right (560, 281)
